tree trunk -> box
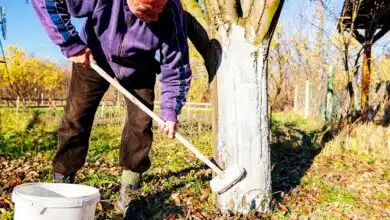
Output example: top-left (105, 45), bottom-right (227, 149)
top-left (214, 24), bottom-right (272, 213)
top-left (361, 44), bottom-right (371, 112)
top-left (183, 0), bottom-right (285, 213)
top-left (325, 66), bottom-right (335, 125)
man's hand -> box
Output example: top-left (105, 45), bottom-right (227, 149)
top-left (68, 48), bottom-right (94, 67)
top-left (162, 121), bottom-right (178, 139)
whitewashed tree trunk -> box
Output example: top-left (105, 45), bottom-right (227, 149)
top-left (215, 25), bottom-right (271, 213)
top-left (304, 80), bottom-right (310, 118)
top-left (183, 0), bottom-right (285, 213)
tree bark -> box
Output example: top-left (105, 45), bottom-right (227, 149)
top-left (214, 25), bottom-right (272, 213)
top-left (361, 44), bottom-right (371, 111)
top-left (184, 0), bottom-right (285, 213)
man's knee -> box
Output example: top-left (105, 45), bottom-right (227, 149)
top-left (121, 155), bottom-right (151, 173)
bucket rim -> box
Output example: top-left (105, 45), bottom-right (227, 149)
top-left (12, 182), bottom-right (100, 208)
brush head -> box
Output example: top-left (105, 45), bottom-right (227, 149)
top-left (210, 165), bottom-right (246, 194)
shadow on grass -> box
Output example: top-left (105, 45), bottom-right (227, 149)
top-left (106, 171), bottom-right (211, 220)
top-left (270, 119), bottom-right (323, 204)
top-left (143, 164), bottom-right (209, 183)
top-left (114, 118), bottom-right (325, 217)
top-left (0, 110), bottom-right (58, 160)
top-left (142, 167), bottom-right (211, 219)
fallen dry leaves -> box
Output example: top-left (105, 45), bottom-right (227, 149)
top-left (0, 118), bottom-right (388, 219)
top-left (0, 195), bottom-right (13, 209)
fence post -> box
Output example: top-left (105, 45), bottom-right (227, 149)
top-left (325, 66), bottom-right (335, 125)
top-left (16, 96), bottom-right (20, 112)
top-left (52, 100), bottom-right (57, 117)
top-left (353, 78), bottom-right (360, 113)
top-left (41, 93), bottom-right (44, 106)
top-left (294, 85), bottom-right (299, 112)
top-left (304, 80), bottom-right (310, 119)
top-left (101, 101), bottom-right (105, 117)
top-left (116, 90), bottom-right (120, 108)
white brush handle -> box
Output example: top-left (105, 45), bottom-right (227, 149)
top-left (90, 62), bottom-right (223, 175)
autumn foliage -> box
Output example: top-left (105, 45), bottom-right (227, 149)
top-left (0, 46), bottom-right (69, 106)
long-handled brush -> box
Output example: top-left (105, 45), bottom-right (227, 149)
top-left (90, 62), bottom-right (246, 194)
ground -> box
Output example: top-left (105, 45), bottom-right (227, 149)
top-left (0, 109), bottom-right (389, 219)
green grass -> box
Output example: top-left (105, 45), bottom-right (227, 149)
top-left (384, 168), bottom-right (390, 180)
top-left (272, 112), bottom-right (323, 133)
top-left (321, 186), bottom-right (356, 204)
top-left (0, 109), bottom-right (59, 159)
top-left (82, 173), bottom-right (120, 186)
top-left (0, 109), bottom-right (389, 219)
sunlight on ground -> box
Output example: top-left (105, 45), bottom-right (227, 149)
top-left (0, 109), bottom-right (389, 219)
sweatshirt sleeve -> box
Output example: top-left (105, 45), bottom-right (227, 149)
top-left (159, 0), bottom-right (192, 122)
top-left (31, 0), bottom-right (95, 57)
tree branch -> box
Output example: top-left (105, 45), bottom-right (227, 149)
top-left (253, 0), bottom-right (285, 45)
top-left (247, 0), bottom-right (265, 38)
top-left (224, 0), bottom-right (239, 21)
top-left (182, 0), bottom-right (222, 83)
top-left (181, 0), bottom-right (211, 66)
top-left (240, 0), bottom-right (254, 18)
top-left (353, 29), bottom-right (365, 44)
top-left (372, 25), bottom-right (390, 43)
top-left (181, 0), bottom-right (210, 29)
top-left (204, 0), bottom-right (224, 25)
top-left (185, 12), bottom-right (210, 60)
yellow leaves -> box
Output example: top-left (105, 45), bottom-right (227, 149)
top-left (374, 56), bottom-right (390, 82)
top-left (331, 32), bottom-right (360, 49)
top-left (95, 202), bottom-right (103, 211)
top-left (171, 193), bottom-right (181, 204)
top-left (0, 46), bottom-right (68, 99)
top-left (199, 187), bottom-right (209, 202)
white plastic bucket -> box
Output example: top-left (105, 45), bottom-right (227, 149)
top-left (12, 182), bottom-right (100, 220)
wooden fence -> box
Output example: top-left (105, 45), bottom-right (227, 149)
top-left (0, 98), bottom-right (212, 111)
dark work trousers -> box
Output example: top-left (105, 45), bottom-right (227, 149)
top-left (53, 63), bottom-right (156, 176)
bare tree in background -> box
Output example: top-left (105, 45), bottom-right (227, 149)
top-left (338, 0), bottom-right (390, 117)
top-left (305, 0), bottom-right (363, 118)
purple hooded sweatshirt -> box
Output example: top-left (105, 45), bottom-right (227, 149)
top-left (31, 0), bottom-right (192, 122)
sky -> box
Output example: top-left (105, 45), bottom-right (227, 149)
top-left (1, 0), bottom-right (84, 65)
top-left (0, 0), bottom-right (388, 65)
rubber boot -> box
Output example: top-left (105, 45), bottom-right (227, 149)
top-left (116, 169), bottom-right (146, 220)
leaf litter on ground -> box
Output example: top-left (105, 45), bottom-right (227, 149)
top-left (0, 110), bottom-right (389, 219)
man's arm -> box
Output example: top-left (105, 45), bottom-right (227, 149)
top-left (159, 0), bottom-right (192, 123)
top-left (31, 0), bottom-right (95, 57)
